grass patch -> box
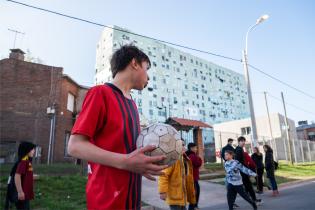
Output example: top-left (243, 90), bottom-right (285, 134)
top-left (204, 163), bottom-right (224, 172)
top-left (0, 163), bottom-right (83, 177)
top-left (0, 163), bottom-right (86, 210)
top-left (276, 161), bottom-right (315, 178)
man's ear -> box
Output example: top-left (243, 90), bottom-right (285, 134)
top-left (130, 58), bottom-right (139, 70)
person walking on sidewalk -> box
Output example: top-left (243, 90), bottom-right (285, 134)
top-left (235, 136), bottom-right (262, 205)
top-left (186, 143), bottom-right (202, 210)
top-left (224, 150), bottom-right (258, 210)
top-left (251, 147), bottom-right (264, 194)
top-left (263, 145), bottom-right (279, 196)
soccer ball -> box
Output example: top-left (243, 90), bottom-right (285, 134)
top-left (136, 123), bottom-right (182, 166)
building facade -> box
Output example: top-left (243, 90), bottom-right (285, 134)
top-left (0, 49), bottom-right (88, 164)
top-left (296, 121), bottom-right (315, 141)
top-left (95, 26), bottom-right (250, 127)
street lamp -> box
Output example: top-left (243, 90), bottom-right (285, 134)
top-left (242, 14), bottom-right (269, 147)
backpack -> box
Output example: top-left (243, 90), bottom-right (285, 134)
top-left (4, 161), bottom-right (19, 210)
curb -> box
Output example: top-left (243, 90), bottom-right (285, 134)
top-left (141, 206), bottom-right (164, 210)
top-left (279, 177), bottom-right (315, 188)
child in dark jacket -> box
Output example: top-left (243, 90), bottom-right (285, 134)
top-left (186, 143), bottom-right (202, 210)
top-left (5, 141), bottom-right (36, 210)
top-left (224, 150), bottom-right (257, 210)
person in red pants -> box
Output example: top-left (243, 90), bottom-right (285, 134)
top-left (186, 143), bottom-right (202, 210)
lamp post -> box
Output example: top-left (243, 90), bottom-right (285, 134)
top-left (242, 14), bottom-right (269, 147)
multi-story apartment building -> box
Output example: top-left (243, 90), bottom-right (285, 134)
top-left (95, 26), bottom-right (250, 127)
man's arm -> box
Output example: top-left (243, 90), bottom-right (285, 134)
top-left (236, 162), bottom-right (257, 177)
top-left (68, 134), bottom-right (167, 180)
top-left (14, 174), bottom-right (25, 200)
top-left (158, 164), bottom-right (175, 200)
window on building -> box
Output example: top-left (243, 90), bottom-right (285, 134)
top-left (138, 90), bottom-right (142, 95)
top-left (241, 127), bottom-right (251, 135)
top-left (153, 62), bottom-right (157, 67)
top-left (67, 93), bottom-right (75, 112)
top-left (149, 109), bottom-right (153, 116)
top-left (153, 76), bottom-right (156, 81)
top-left (138, 99), bottom-right (142, 107)
top-left (64, 131), bottom-right (71, 157)
top-left (185, 84), bottom-right (188, 89)
top-left (149, 101), bottom-right (153, 107)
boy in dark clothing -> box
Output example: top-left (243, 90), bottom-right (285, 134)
top-left (235, 136), bottom-right (262, 205)
top-left (251, 147), bottom-right (264, 193)
top-left (186, 143), bottom-right (202, 210)
top-left (5, 141), bottom-right (36, 210)
top-left (221, 138), bottom-right (235, 161)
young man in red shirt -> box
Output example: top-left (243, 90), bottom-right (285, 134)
top-left (68, 45), bottom-right (167, 210)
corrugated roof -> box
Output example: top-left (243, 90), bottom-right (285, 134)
top-left (169, 117), bottom-right (212, 128)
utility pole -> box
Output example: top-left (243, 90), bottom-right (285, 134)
top-left (264, 92), bottom-right (278, 160)
top-left (281, 92), bottom-right (293, 164)
top-left (47, 105), bottom-right (56, 165)
top-left (8, 28), bottom-right (25, 48)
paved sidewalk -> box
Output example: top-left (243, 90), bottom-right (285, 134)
top-left (141, 177), bottom-right (227, 209)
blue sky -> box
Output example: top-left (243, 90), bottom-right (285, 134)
top-left (1, 0), bottom-right (314, 124)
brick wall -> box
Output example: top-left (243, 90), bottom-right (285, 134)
top-left (0, 56), bottom-right (89, 163)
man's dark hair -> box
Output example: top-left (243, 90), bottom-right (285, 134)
top-left (227, 138), bottom-right (234, 143)
top-left (225, 150), bottom-right (235, 156)
top-left (187, 142), bottom-right (197, 151)
top-left (238, 136), bottom-right (246, 142)
top-left (110, 44), bottom-right (151, 78)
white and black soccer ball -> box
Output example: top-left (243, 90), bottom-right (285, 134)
top-left (136, 123), bottom-right (182, 166)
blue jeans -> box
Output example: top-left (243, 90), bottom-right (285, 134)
top-left (268, 176), bottom-right (278, 190)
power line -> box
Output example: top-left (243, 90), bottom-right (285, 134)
top-left (266, 92), bottom-right (315, 117)
top-left (6, 0), bottom-right (241, 62)
top-left (248, 64), bottom-right (315, 100)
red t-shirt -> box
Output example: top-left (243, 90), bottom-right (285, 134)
top-left (16, 158), bottom-right (34, 200)
top-left (72, 83), bottom-right (141, 210)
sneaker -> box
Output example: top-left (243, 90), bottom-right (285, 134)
top-left (255, 199), bottom-right (263, 206)
top-left (233, 203), bottom-right (240, 208)
top-left (256, 190), bottom-right (263, 194)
